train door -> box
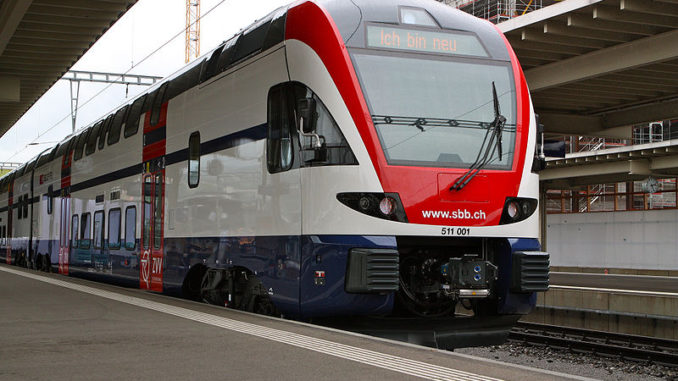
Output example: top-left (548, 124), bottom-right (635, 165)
top-left (140, 172), bottom-right (164, 292)
top-left (5, 180), bottom-right (12, 264)
top-left (58, 197), bottom-right (70, 275)
top-left (59, 151), bottom-right (73, 275)
top-left (139, 83), bottom-right (168, 292)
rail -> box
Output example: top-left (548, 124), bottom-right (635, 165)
top-left (510, 321), bottom-right (678, 368)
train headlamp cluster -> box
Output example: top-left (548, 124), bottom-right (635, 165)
top-left (500, 197), bottom-right (538, 224)
top-left (337, 193), bottom-right (408, 222)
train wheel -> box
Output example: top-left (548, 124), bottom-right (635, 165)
top-left (42, 255), bottom-right (51, 273)
top-left (182, 264), bottom-right (207, 301)
top-left (35, 254), bottom-right (43, 271)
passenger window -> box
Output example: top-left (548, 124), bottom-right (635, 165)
top-left (125, 206), bottom-right (136, 250)
top-left (80, 213), bottom-right (91, 248)
top-left (108, 209), bottom-right (121, 249)
top-left (267, 84), bottom-right (295, 173)
top-left (188, 132), bottom-right (200, 188)
top-left (86, 122), bottom-right (103, 156)
top-left (93, 211), bottom-right (104, 249)
top-left (125, 95), bottom-right (147, 138)
top-left (71, 215), bottom-right (79, 248)
top-left (47, 185), bottom-right (53, 215)
top-left (109, 106), bottom-right (128, 145)
top-left (23, 194), bottom-right (28, 219)
top-left (99, 115), bottom-right (113, 150)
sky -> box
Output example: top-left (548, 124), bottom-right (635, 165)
top-left (0, 0), bottom-right (292, 164)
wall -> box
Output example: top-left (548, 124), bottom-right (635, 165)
top-left (546, 210), bottom-right (678, 270)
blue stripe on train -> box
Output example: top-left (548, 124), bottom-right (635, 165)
top-left (11, 235), bottom-right (541, 318)
top-left (19, 234), bottom-right (397, 319)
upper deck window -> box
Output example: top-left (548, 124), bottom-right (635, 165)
top-left (353, 51), bottom-right (516, 169)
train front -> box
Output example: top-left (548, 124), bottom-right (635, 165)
top-left (286, 0), bottom-right (549, 347)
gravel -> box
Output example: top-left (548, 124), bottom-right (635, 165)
top-left (456, 341), bottom-right (678, 380)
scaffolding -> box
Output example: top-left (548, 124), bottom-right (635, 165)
top-left (442, 0), bottom-right (544, 23)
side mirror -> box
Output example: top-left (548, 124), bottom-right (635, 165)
top-left (297, 98), bottom-right (317, 133)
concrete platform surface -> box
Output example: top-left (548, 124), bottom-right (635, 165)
top-left (0, 264), bottom-right (591, 381)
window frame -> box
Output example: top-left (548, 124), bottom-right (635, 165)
top-left (93, 210), bottom-right (105, 249)
top-left (124, 206), bottom-right (137, 251)
top-left (80, 212), bottom-right (91, 249)
top-left (71, 214), bottom-right (79, 248)
top-left (108, 208), bottom-right (122, 250)
top-left (188, 131), bottom-right (200, 188)
top-left (125, 95), bottom-right (147, 138)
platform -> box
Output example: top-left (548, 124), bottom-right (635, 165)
top-left (0, 264), bottom-right (591, 381)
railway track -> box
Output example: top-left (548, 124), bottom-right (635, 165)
top-left (509, 321), bottom-right (678, 368)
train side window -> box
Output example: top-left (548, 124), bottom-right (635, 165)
top-left (267, 84), bottom-right (295, 173)
top-left (200, 44), bottom-right (224, 83)
top-left (98, 115), bottom-right (113, 150)
top-left (150, 82), bottom-right (169, 126)
top-left (108, 106), bottom-right (129, 146)
top-left (93, 211), bottom-right (104, 249)
top-left (188, 132), bottom-right (200, 188)
top-left (47, 185), bottom-right (53, 215)
top-left (86, 121), bottom-right (103, 156)
top-left (125, 95), bottom-right (147, 138)
top-left (23, 194), bottom-right (28, 219)
top-left (125, 206), bottom-right (136, 250)
top-left (16, 196), bottom-right (21, 220)
top-left (71, 215), bottom-right (79, 248)
top-left (73, 130), bottom-right (88, 161)
top-left (108, 208), bottom-right (121, 250)
top-left (80, 213), bottom-right (91, 249)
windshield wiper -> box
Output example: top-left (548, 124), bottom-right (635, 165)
top-left (451, 82), bottom-right (506, 191)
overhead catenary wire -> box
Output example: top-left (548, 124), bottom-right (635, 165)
top-left (3, 0), bottom-right (228, 163)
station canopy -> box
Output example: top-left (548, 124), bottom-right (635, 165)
top-left (498, 0), bottom-right (678, 138)
top-left (0, 0), bottom-right (138, 139)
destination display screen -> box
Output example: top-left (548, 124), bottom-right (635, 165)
top-left (366, 25), bottom-right (489, 58)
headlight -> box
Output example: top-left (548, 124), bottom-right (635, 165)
top-left (500, 197), bottom-right (538, 224)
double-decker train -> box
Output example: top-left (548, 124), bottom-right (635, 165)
top-left (0, 0), bottom-right (549, 348)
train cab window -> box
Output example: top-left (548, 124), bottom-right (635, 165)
top-left (108, 106), bottom-right (128, 146)
top-left (125, 95), bottom-right (147, 138)
top-left (93, 211), bottom-right (104, 249)
top-left (80, 213), bottom-right (91, 248)
top-left (86, 121), bottom-right (103, 156)
top-left (299, 90), bottom-right (357, 166)
top-left (108, 209), bottom-right (121, 249)
top-left (98, 115), bottom-right (113, 150)
top-left (188, 132), bottom-right (200, 188)
top-left (267, 84), bottom-right (295, 173)
top-left (71, 215), bottom-right (79, 248)
top-left (150, 82), bottom-right (169, 126)
top-left (124, 206), bottom-right (136, 250)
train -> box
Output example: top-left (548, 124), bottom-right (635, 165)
top-left (0, 0), bottom-right (549, 348)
